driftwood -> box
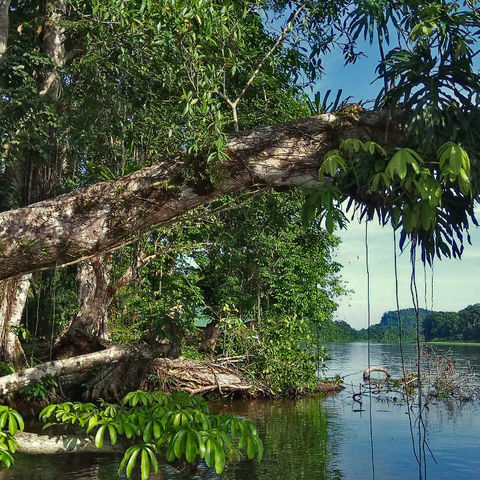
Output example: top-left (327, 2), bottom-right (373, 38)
top-left (15, 432), bottom-right (122, 454)
top-left (144, 358), bottom-right (258, 396)
top-left (363, 366), bottom-right (391, 383)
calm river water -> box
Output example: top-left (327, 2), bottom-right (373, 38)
top-left (2, 342), bottom-right (480, 480)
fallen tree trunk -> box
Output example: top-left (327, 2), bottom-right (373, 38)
top-left (144, 358), bottom-right (259, 396)
top-left (0, 110), bottom-right (397, 281)
top-left (15, 432), bottom-right (122, 454)
top-left (0, 343), bottom-right (170, 396)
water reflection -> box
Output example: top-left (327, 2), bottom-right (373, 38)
top-left (1, 343), bottom-right (480, 479)
top-left (211, 397), bottom-right (340, 480)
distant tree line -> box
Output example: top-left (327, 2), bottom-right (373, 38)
top-left (423, 304), bottom-right (480, 342)
top-left (319, 305), bottom-right (480, 343)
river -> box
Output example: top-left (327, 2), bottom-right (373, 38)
top-left (2, 342), bottom-right (480, 479)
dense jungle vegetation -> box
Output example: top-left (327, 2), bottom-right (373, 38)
top-left (1, 0), bottom-right (480, 478)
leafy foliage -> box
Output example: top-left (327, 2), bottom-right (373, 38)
top-left (424, 304), bottom-right (480, 342)
top-left (19, 377), bottom-right (58, 400)
top-left (217, 315), bottom-right (328, 395)
top-left (0, 406), bottom-right (23, 469)
top-left (191, 190), bottom-right (344, 323)
top-left (318, 308), bottom-right (432, 343)
top-left (304, 136), bottom-right (477, 263)
top-left (40, 390), bottom-right (263, 477)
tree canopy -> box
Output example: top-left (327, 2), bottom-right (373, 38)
top-left (1, 0), bottom-right (479, 273)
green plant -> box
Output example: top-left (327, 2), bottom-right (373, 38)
top-left (219, 315), bottom-right (328, 395)
top-left (40, 390), bottom-right (263, 478)
top-left (19, 378), bottom-right (58, 400)
top-left (0, 406), bottom-right (24, 469)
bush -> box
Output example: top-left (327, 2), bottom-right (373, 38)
top-left (218, 316), bottom-right (327, 395)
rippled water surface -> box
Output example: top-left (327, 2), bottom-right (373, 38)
top-left (2, 342), bottom-right (480, 480)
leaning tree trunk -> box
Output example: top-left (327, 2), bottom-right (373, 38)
top-left (0, 275), bottom-right (31, 368)
top-left (53, 246), bottom-right (157, 358)
top-left (0, 110), bottom-right (398, 281)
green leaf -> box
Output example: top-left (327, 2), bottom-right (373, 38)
top-left (8, 414), bottom-right (16, 435)
top-left (420, 203), bottom-right (432, 231)
top-left (185, 432), bottom-right (196, 463)
top-left (205, 438), bottom-right (215, 467)
top-left (173, 430), bottom-right (186, 459)
top-left (214, 440), bottom-right (226, 474)
top-left (152, 421), bottom-right (161, 439)
top-left (147, 447), bottom-right (159, 473)
top-left (458, 168), bottom-right (471, 195)
top-left (141, 449), bottom-right (150, 480)
top-left (247, 436), bottom-right (255, 460)
top-left (256, 437), bottom-right (264, 461)
top-left (0, 412), bottom-right (7, 429)
top-left (108, 424), bottom-right (117, 445)
top-left (39, 405), bottom-right (56, 421)
top-left (86, 416), bottom-right (98, 434)
top-left (126, 448), bottom-right (140, 478)
top-left (95, 425), bottom-right (106, 448)
top-left (143, 421), bottom-right (152, 442)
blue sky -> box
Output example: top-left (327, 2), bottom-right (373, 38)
top-left (312, 43), bottom-right (480, 329)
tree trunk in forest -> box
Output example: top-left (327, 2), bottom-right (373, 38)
top-left (70, 256), bottom-right (113, 340)
top-left (0, 274), bottom-right (31, 368)
top-left (198, 320), bottom-right (221, 356)
top-left (53, 247), bottom-right (156, 358)
top-left (0, 110), bottom-right (399, 281)
top-left (0, 343), bottom-right (170, 396)
top-left (0, 0), bottom-right (11, 59)
top-left (0, 0), bottom-right (68, 365)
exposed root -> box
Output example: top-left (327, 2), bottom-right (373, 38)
top-left (82, 357), bottom-right (259, 401)
top-left (141, 358), bottom-right (259, 396)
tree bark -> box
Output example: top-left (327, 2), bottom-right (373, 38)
top-left (0, 0), bottom-right (68, 367)
top-left (71, 255), bottom-right (113, 340)
top-left (0, 274), bottom-right (31, 368)
top-left (198, 320), bottom-right (221, 356)
top-left (0, 343), bottom-right (170, 396)
top-left (0, 110), bottom-right (396, 281)
top-left (53, 246), bottom-right (158, 358)
top-left (0, 0), bottom-right (11, 59)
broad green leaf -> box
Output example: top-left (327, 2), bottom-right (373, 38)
top-left (95, 425), bottom-right (106, 448)
top-left (173, 430), bottom-right (186, 459)
top-left (247, 436), bottom-right (255, 460)
top-left (108, 424), bottom-right (117, 445)
top-left (147, 447), bottom-right (159, 473)
top-left (185, 432), bottom-right (196, 463)
top-left (141, 449), bottom-right (150, 480)
top-left (126, 448), bottom-right (140, 478)
top-left (205, 438), bottom-right (215, 467)
top-left (214, 440), bottom-right (226, 474)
